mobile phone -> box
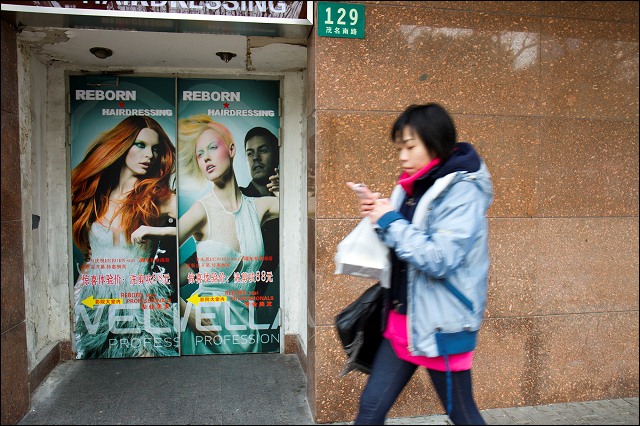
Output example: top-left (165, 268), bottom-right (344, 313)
top-left (352, 183), bottom-right (373, 200)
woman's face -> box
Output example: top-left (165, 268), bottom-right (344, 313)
top-left (395, 126), bottom-right (433, 176)
top-left (125, 127), bottom-right (160, 176)
top-left (195, 128), bottom-right (234, 182)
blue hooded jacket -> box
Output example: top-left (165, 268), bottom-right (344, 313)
top-left (375, 143), bottom-right (493, 358)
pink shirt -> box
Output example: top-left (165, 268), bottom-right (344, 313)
top-left (383, 310), bottom-right (473, 371)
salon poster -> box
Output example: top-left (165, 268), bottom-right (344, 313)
top-left (177, 79), bottom-right (281, 355)
top-left (69, 76), bottom-right (179, 359)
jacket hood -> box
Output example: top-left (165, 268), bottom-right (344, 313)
top-left (415, 142), bottom-right (493, 207)
top-left (469, 159), bottom-right (494, 208)
top-left (447, 142), bottom-right (493, 207)
top-left (435, 142), bottom-right (480, 178)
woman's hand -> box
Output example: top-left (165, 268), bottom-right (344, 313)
top-left (346, 182), bottom-right (381, 217)
top-left (368, 198), bottom-right (394, 224)
top-left (180, 298), bottom-right (218, 339)
top-left (187, 308), bottom-right (217, 339)
top-left (131, 225), bottom-right (151, 244)
top-left (131, 223), bottom-right (177, 244)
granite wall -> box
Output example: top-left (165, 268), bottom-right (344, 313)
top-left (1, 2), bottom-right (638, 424)
top-left (1, 17), bottom-right (30, 426)
top-left (306, 1), bottom-right (639, 423)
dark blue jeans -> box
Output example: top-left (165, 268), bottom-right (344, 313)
top-left (354, 338), bottom-right (486, 425)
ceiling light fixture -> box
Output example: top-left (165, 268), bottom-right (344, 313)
top-left (216, 51), bottom-right (237, 63)
top-left (90, 47), bottom-right (113, 59)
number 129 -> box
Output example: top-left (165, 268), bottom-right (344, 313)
top-left (324, 7), bottom-right (358, 26)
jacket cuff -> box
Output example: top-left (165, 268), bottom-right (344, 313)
top-left (377, 211), bottom-right (403, 229)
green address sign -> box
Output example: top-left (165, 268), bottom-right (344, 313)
top-left (317, 2), bottom-right (365, 39)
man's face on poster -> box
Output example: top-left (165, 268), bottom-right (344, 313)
top-left (246, 135), bottom-right (278, 184)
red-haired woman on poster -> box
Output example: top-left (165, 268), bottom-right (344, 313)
top-left (71, 115), bottom-right (178, 359)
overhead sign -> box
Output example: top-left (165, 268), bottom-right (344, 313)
top-left (0, 1), bottom-right (313, 38)
top-left (317, 2), bottom-right (364, 39)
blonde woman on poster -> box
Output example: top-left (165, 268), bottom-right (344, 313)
top-left (72, 115), bottom-right (178, 358)
top-left (177, 114), bottom-right (279, 354)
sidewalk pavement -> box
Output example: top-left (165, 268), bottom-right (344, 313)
top-left (333, 398), bottom-right (639, 425)
top-left (17, 353), bottom-right (639, 425)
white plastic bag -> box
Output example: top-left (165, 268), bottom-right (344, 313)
top-left (334, 218), bottom-right (391, 288)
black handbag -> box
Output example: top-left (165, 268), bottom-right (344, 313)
top-left (335, 283), bottom-right (384, 376)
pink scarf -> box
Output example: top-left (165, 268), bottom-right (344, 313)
top-left (397, 158), bottom-right (441, 196)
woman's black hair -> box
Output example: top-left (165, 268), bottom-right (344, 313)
top-left (390, 103), bottom-right (457, 162)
